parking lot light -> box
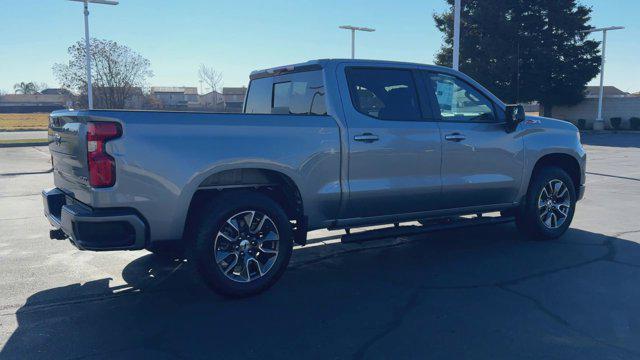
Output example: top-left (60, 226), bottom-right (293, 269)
top-left (68, 0), bottom-right (119, 110)
top-left (339, 25), bottom-right (376, 59)
top-left (581, 26), bottom-right (625, 130)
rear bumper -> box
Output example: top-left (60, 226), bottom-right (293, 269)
top-left (42, 188), bottom-right (146, 251)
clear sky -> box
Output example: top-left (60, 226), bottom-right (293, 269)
top-left (1, 0), bottom-right (638, 94)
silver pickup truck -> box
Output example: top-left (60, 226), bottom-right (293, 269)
top-left (43, 59), bottom-right (586, 296)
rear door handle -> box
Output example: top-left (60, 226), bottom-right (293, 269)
top-left (354, 133), bottom-right (379, 143)
top-left (444, 133), bottom-right (466, 142)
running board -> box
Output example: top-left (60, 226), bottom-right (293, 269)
top-left (341, 216), bottom-right (515, 244)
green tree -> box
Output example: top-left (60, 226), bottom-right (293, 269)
top-left (434, 0), bottom-right (601, 116)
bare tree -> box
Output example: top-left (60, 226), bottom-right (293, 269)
top-left (53, 38), bottom-right (153, 109)
top-left (198, 64), bottom-right (223, 94)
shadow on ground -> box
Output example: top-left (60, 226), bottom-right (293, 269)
top-left (3, 224), bottom-right (640, 359)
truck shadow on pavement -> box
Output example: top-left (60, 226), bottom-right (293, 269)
top-left (3, 224), bottom-right (640, 359)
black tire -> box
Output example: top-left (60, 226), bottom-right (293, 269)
top-left (193, 190), bottom-right (293, 297)
top-left (515, 166), bottom-right (576, 240)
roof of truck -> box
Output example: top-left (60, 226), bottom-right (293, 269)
top-left (249, 59), bottom-right (453, 80)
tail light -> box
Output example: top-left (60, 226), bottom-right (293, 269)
top-left (87, 122), bottom-right (121, 187)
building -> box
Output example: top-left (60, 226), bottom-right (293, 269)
top-left (551, 86), bottom-right (640, 129)
top-left (584, 86), bottom-right (629, 98)
top-left (222, 87), bottom-right (247, 113)
top-left (0, 92), bottom-right (70, 113)
top-left (198, 90), bottom-right (225, 111)
top-left (150, 87), bottom-right (199, 109)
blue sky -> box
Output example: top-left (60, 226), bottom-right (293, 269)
top-left (1, 0), bottom-right (638, 93)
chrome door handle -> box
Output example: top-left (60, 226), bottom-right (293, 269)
top-left (354, 133), bottom-right (379, 143)
top-left (445, 133), bottom-right (466, 142)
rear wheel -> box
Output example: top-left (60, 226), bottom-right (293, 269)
top-left (193, 191), bottom-right (293, 297)
top-left (516, 167), bottom-right (576, 240)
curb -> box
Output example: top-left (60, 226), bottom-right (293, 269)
top-left (0, 141), bottom-right (49, 148)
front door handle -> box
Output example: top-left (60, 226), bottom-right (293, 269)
top-left (354, 133), bottom-right (379, 143)
top-left (445, 133), bottom-right (466, 142)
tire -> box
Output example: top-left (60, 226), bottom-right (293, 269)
top-left (193, 190), bottom-right (293, 297)
top-left (515, 166), bottom-right (576, 240)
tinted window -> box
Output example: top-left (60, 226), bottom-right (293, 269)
top-left (244, 77), bottom-right (272, 114)
top-left (346, 68), bottom-right (422, 121)
top-left (245, 70), bottom-right (327, 115)
top-left (427, 73), bottom-right (495, 123)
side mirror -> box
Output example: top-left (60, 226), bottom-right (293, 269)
top-left (505, 104), bottom-right (525, 132)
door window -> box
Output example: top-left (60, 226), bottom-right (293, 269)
top-left (346, 68), bottom-right (422, 121)
top-left (427, 73), bottom-right (496, 123)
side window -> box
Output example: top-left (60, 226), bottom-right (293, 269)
top-left (346, 68), bottom-right (422, 121)
top-left (244, 77), bottom-right (272, 114)
top-left (245, 71), bottom-right (327, 115)
top-left (272, 71), bottom-right (327, 115)
top-left (427, 73), bottom-right (496, 123)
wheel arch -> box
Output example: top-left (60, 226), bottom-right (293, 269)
top-left (182, 168), bottom-right (306, 245)
top-left (530, 153), bottom-right (582, 198)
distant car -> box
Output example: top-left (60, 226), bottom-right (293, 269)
top-left (43, 59), bottom-right (586, 297)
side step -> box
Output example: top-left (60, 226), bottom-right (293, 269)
top-left (341, 215), bottom-right (515, 244)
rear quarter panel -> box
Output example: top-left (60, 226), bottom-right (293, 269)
top-left (84, 111), bottom-right (341, 241)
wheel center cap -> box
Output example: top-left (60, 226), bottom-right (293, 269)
top-left (239, 239), bottom-right (250, 251)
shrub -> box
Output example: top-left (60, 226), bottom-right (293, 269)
top-left (610, 117), bottom-right (622, 130)
top-left (630, 117), bottom-right (640, 130)
top-left (577, 118), bottom-right (587, 130)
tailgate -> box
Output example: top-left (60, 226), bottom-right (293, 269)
top-left (48, 114), bottom-right (92, 203)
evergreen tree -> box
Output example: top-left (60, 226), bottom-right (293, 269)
top-left (434, 0), bottom-right (601, 116)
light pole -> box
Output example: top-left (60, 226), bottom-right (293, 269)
top-left (339, 25), bottom-right (375, 59)
top-left (453, 0), bottom-right (461, 70)
top-left (69, 0), bottom-right (119, 109)
top-left (581, 26), bottom-right (624, 130)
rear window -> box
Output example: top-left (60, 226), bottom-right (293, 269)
top-left (244, 70), bottom-right (327, 115)
top-left (346, 68), bottom-right (422, 121)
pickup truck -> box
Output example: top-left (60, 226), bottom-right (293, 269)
top-left (43, 59), bottom-right (586, 297)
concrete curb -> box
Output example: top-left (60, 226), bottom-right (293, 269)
top-left (0, 141), bottom-right (49, 148)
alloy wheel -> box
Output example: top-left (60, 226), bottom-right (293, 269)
top-left (538, 179), bottom-right (571, 229)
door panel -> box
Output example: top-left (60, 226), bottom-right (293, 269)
top-left (339, 66), bottom-right (443, 218)
top-left (439, 122), bottom-right (524, 208)
top-left (425, 71), bottom-right (524, 209)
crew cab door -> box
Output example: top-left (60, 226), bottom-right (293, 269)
top-left (338, 65), bottom-right (442, 219)
top-left (423, 71), bottom-right (524, 209)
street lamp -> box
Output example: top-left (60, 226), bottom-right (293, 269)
top-left (69, 0), bottom-right (119, 109)
top-left (581, 26), bottom-right (624, 130)
top-left (453, 0), bottom-right (461, 70)
top-left (339, 25), bottom-right (375, 59)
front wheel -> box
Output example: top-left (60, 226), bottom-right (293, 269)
top-left (516, 167), bottom-right (576, 240)
top-left (193, 191), bottom-right (293, 297)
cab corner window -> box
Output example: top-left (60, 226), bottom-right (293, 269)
top-left (346, 68), bottom-right (422, 121)
top-left (245, 71), bottom-right (327, 116)
top-left (427, 73), bottom-right (496, 123)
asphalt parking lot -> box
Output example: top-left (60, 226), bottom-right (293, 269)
top-left (0, 133), bottom-right (639, 359)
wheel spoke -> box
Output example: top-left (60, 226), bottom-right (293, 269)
top-left (557, 185), bottom-right (568, 198)
top-left (552, 181), bottom-right (562, 196)
top-left (214, 210), bottom-right (280, 283)
top-left (252, 214), bottom-right (268, 234)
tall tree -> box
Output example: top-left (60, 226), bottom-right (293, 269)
top-left (434, 0), bottom-right (601, 116)
top-left (13, 82), bottom-right (38, 94)
top-left (198, 64), bottom-right (223, 93)
top-left (53, 38), bottom-right (153, 109)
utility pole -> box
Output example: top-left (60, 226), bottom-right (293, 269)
top-left (581, 26), bottom-right (624, 130)
top-left (339, 25), bottom-right (376, 59)
top-left (69, 0), bottom-right (119, 109)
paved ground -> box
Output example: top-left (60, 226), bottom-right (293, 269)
top-left (0, 133), bottom-right (639, 359)
top-left (0, 131), bottom-right (47, 141)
